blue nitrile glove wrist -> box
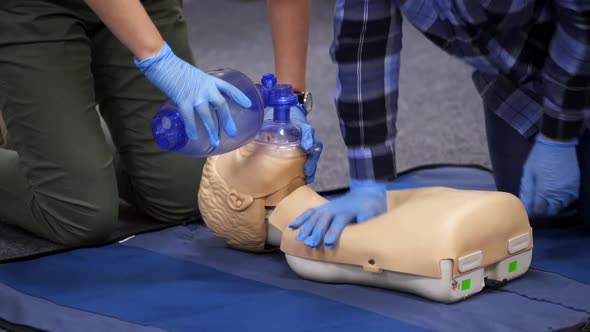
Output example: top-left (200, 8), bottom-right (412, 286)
top-left (265, 104), bottom-right (322, 184)
top-left (536, 134), bottom-right (578, 147)
top-left (135, 42), bottom-right (252, 148)
top-left (519, 133), bottom-right (580, 218)
top-left (288, 178), bottom-right (387, 249)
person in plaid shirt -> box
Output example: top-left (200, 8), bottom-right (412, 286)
top-left (288, 0), bottom-right (590, 248)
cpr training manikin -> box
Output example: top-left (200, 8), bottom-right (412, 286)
top-left (197, 80), bottom-right (534, 304)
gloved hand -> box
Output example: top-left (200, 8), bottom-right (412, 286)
top-left (288, 179), bottom-right (387, 248)
top-left (264, 104), bottom-right (322, 184)
top-left (519, 134), bottom-right (580, 218)
top-left (135, 42), bottom-right (252, 147)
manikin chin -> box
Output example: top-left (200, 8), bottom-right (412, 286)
top-left (198, 141), bottom-right (533, 303)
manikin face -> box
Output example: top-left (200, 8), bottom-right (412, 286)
top-left (197, 141), bottom-right (307, 252)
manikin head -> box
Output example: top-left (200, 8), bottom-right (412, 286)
top-left (198, 141), bottom-right (307, 252)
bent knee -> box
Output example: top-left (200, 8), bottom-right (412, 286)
top-left (126, 158), bottom-right (203, 223)
top-left (42, 198), bottom-right (119, 246)
top-left (141, 197), bottom-right (199, 224)
top-left (134, 188), bottom-right (199, 224)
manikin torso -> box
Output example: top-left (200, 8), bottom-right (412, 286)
top-left (198, 141), bottom-right (533, 303)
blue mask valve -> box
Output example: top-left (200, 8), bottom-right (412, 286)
top-left (254, 83), bottom-right (301, 146)
top-left (269, 84), bottom-right (298, 123)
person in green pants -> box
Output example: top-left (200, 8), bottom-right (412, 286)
top-left (0, 0), bottom-right (254, 245)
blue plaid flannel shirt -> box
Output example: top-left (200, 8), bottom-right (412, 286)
top-left (331, 0), bottom-right (590, 182)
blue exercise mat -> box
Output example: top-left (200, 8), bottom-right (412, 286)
top-left (0, 166), bottom-right (588, 332)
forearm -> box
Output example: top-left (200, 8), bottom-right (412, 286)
top-left (85, 0), bottom-right (164, 60)
top-left (267, 0), bottom-right (310, 92)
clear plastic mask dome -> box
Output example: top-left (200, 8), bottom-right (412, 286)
top-left (254, 84), bottom-right (301, 146)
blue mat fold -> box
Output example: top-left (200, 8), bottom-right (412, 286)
top-left (1, 166), bottom-right (588, 332)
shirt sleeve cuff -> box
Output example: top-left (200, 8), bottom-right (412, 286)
top-left (540, 110), bottom-right (586, 141)
top-left (347, 143), bottom-right (397, 182)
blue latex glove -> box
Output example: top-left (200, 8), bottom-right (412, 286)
top-left (288, 179), bottom-right (387, 248)
top-left (519, 134), bottom-right (580, 218)
top-left (135, 42), bottom-right (252, 147)
top-left (264, 104), bottom-right (322, 184)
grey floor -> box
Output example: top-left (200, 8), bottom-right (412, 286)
top-left (184, 0), bottom-right (491, 191)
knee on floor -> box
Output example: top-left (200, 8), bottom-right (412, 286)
top-left (136, 190), bottom-right (200, 224)
top-left (44, 197), bottom-right (119, 246)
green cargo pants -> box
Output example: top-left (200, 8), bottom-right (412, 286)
top-left (0, 0), bottom-right (205, 245)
